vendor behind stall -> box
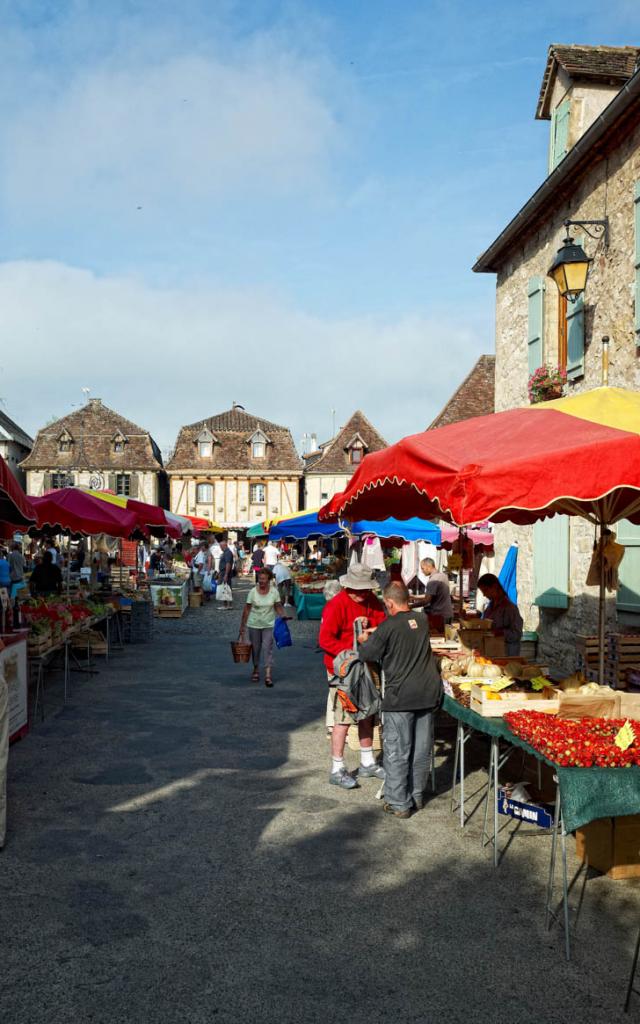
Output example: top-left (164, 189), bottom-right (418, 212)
top-left (30, 551), bottom-right (63, 596)
top-left (476, 573), bottom-right (523, 657)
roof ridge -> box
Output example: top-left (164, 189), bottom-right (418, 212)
top-left (427, 355), bottom-right (495, 430)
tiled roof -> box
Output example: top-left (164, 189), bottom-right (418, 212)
top-left (167, 406), bottom-right (302, 474)
top-left (427, 356), bottom-right (495, 429)
top-left (21, 398), bottom-right (163, 470)
top-left (537, 44), bottom-right (640, 119)
top-left (0, 409), bottom-right (33, 450)
top-left (304, 410), bottom-right (387, 475)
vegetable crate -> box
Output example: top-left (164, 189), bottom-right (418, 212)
top-left (470, 683), bottom-right (559, 718)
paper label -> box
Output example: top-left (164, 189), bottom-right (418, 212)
top-left (615, 720), bottom-right (636, 751)
top-left (489, 678), bottom-right (514, 693)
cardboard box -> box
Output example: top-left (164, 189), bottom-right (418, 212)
top-left (575, 815), bottom-right (640, 880)
top-left (482, 635), bottom-right (507, 659)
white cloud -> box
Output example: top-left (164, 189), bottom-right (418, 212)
top-left (1, 50), bottom-right (339, 215)
top-left (0, 260), bottom-right (489, 455)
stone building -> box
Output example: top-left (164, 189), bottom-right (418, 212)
top-left (427, 355), bottom-right (495, 429)
top-left (167, 404), bottom-right (302, 529)
top-left (0, 410), bottom-right (33, 489)
top-left (303, 410), bottom-right (387, 509)
top-left (474, 43), bottom-right (640, 669)
top-left (21, 398), bottom-right (165, 504)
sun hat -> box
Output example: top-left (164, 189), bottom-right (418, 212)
top-left (339, 563), bottom-right (377, 590)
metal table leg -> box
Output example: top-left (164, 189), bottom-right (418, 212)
top-left (545, 783), bottom-right (571, 961)
top-left (625, 927), bottom-right (640, 1012)
top-left (451, 721), bottom-right (470, 827)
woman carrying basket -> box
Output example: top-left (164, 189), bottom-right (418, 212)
top-left (238, 568), bottom-right (290, 687)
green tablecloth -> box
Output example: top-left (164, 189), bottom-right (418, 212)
top-left (443, 694), bottom-right (640, 833)
top-left (292, 584), bottom-right (326, 621)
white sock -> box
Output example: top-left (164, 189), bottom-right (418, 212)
top-left (331, 757), bottom-right (345, 774)
top-left (360, 748), bottom-right (376, 768)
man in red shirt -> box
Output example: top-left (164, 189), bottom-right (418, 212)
top-left (319, 564), bottom-right (386, 789)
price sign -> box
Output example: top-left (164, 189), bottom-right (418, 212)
top-left (489, 678), bottom-right (515, 693)
top-left (614, 720), bottom-right (636, 751)
top-left (447, 554), bottom-right (462, 571)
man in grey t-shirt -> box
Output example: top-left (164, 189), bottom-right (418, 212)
top-left (418, 557), bottom-right (453, 622)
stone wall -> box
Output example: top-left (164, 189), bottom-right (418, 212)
top-left (493, 118), bottom-right (640, 673)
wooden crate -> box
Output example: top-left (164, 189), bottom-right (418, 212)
top-left (188, 592), bottom-right (203, 608)
top-left (576, 816), bottom-right (640, 880)
top-left (156, 607), bottom-right (183, 618)
top-left (482, 635), bottom-right (507, 659)
top-left (27, 635), bottom-right (52, 656)
top-left (470, 683), bottom-right (559, 718)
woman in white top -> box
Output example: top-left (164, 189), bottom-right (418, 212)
top-left (238, 568), bottom-right (288, 687)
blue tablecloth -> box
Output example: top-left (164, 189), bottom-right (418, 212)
top-left (292, 584), bottom-right (326, 621)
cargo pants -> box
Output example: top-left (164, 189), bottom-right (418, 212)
top-left (383, 710), bottom-right (433, 813)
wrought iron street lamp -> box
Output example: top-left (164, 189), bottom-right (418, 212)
top-left (547, 218), bottom-right (609, 302)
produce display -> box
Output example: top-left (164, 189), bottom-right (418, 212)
top-left (441, 654), bottom-right (559, 717)
top-left (505, 710), bottom-right (640, 768)
top-left (20, 596), bottom-right (114, 651)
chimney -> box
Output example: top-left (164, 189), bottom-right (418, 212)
top-left (311, 433), bottom-right (317, 451)
top-left (88, 398), bottom-right (102, 407)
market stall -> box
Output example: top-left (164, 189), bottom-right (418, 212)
top-left (148, 578), bottom-right (189, 617)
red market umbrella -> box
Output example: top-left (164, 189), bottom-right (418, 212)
top-left (320, 387), bottom-right (640, 682)
top-left (320, 388), bottom-right (640, 528)
top-left (84, 490), bottom-right (181, 539)
top-left (30, 488), bottom-right (139, 538)
top-left (0, 455), bottom-right (36, 527)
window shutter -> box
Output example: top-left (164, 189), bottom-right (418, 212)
top-left (566, 293), bottom-right (585, 380)
top-left (533, 515), bottom-right (570, 608)
top-left (527, 276), bottom-right (545, 373)
top-left (43, 472), bottom-right (51, 493)
top-left (129, 474), bottom-right (138, 498)
top-left (635, 181), bottom-right (640, 342)
top-left (616, 520), bottom-right (640, 614)
top-left (549, 98), bottom-right (570, 172)
top-left (108, 473), bottom-right (116, 492)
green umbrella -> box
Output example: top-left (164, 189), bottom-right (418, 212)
top-left (247, 522), bottom-right (267, 538)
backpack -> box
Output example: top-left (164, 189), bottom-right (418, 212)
top-left (332, 649), bottom-right (381, 722)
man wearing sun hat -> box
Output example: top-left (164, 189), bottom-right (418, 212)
top-left (318, 563), bottom-right (387, 790)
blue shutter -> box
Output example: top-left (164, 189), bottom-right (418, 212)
top-left (549, 98), bottom-right (570, 172)
top-left (566, 293), bottom-right (585, 380)
top-left (533, 515), bottom-right (570, 608)
top-left (635, 181), bottom-right (640, 342)
top-left (616, 520), bottom-right (640, 614)
top-left (527, 276), bottom-right (544, 373)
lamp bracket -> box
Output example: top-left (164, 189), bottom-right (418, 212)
top-left (563, 218), bottom-right (609, 247)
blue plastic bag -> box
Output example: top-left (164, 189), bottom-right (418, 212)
top-left (273, 616), bottom-right (292, 649)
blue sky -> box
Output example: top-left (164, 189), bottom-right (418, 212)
top-left (0, 0), bottom-right (637, 454)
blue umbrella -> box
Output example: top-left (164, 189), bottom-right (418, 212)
top-left (350, 516), bottom-right (441, 545)
top-left (268, 511), bottom-right (345, 541)
top-left (498, 544), bottom-right (518, 604)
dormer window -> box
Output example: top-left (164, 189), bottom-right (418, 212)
top-left (345, 431), bottom-right (367, 467)
top-left (195, 427), bottom-right (217, 459)
top-left (248, 428), bottom-right (269, 459)
top-left (350, 447), bottom-right (362, 465)
top-left (113, 431), bottom-right (127, 454)
top-left (58, 429), bottom-right (73, 453)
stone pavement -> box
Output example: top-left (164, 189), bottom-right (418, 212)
top-left (2, 584), bottom-right (640, 1024)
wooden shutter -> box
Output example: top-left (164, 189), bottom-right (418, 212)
top-left (42, 472), bottom-right (51, 494)
top-left (527, 276), bottom-right (545, 373)
top-left (108, 473), bottom-right (116, 492)
top-left (566, 293), bottom-right (585, 380)
top-left (128, 474), bottom-right (138, 498)
top-left (616, 520), bottom-right (640, 614)
top-left (533, 515), bottom-right (570, 608)
top-left (549, 98), bottom-right (570, 172)
top-left (635, 181), bottom-right (640, 342)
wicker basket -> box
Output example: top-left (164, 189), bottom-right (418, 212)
top-left (230, 641), bottom-right (252, 663)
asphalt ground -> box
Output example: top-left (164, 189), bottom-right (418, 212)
top-left (2, 581), bottom-right (640, 1024)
